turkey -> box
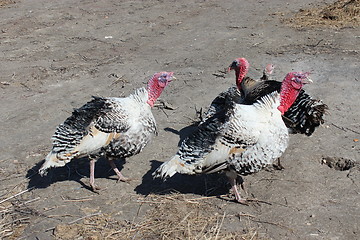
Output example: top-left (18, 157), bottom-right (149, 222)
top-left (153, 72), bottom-right (312, 203)
top-left (200, 58), bottom-right (250, 124)
top-left (200, 58), bottom-right (274, 124)
top-left (229, 58), bottom-right (328, 136)
top-left (39, 72), bottom-right (175, 192)
top-left (205, 58), bottom-right (327, 169)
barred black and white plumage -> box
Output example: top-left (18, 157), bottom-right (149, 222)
top-left (206, 58), bottom-right (328, 137)
top-left (200, 86), bottom-right (240, 124)
top-left (39, 72), bottom-right (175, 192)
top-left (241, 79), bottom-right (328, 136)
top-left (282, 90), bottom-right (328, 136)
top-left (154, 72), bottom-right (311, 203)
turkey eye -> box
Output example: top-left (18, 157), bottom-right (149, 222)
top-left (230, 61), bottom-right (238, 68)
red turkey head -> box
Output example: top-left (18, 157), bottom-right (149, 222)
top-left (228, 58), bottom-right (249, 90)
top-left (278, 72), bottom-right (312, 115)
top-left (147, 72), bottom-right (175, 107)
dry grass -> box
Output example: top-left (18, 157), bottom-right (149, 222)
top-left (0, 186), bottom-right (37, 239)
top-left (284, 0), bottom-right (360, 29)
top-left (0, 0), bottom-right (15, 8)
top-left (53, 193), bottom-right (265, 240)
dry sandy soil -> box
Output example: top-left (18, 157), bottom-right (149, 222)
top-left (0, 0), bottom-right (359, 239)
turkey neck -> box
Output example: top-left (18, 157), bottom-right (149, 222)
top-left (146, 77), bottom-right (164, 107)
top-left (278, 79), bottom-right (302, 115)
top-left (235, 65), bottom-right (248, 90)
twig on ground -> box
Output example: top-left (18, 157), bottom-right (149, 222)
top-left (257, 177), bottom-right (311, 184)
top-left (47, 214), bottom-right (74, 218)
top-left (306, 39), bottom-right (324, 47)
top-left (2, 217), bottom-right (31, 227)
top-left (185, 195), bottom-right (228, 202)
top-left (330, 122), bottom-right (360, 134)
top-left (136, 200), bottom-right (164, 204)
top-left (0, 187), bottom-right (34, 205)
top-left (68, 212), bottom-right (102, 224)
top-left (45, 212), bottom-right (102, 232)
top-left (154, 99), bottom-right (177, 110)
top-left (237, 213), bottom-right (256, 219)
top-left (252, 41), bottom-right (264, 47)
top-left (18, 197), bottom-right (41, 206)
top-left (251, 218), bottom-right (293, 232)
top-left (249, 230), bottom-right (257, 240)
top-left (215, 212), bottom-right (226, 239)
top-left (63, 199), bottom-right (93, 202)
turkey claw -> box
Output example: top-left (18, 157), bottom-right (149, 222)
top-left (90, 185), bottom-right (101, 194)
top-left (117, 176), bottom-right (131, 183)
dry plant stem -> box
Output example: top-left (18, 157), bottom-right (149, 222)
top-left (61, 195), bottom-right (94, 202)
top-left (251, 219), bottom-right (293, 232)
top-left (215, 212), bottom-right (226, 239)
top-left (64, 198), bottom-right (93, 202)
top-left (0, 187), bottom-right (34, 205)
top-left (238, 213), bottom-right (256, 218)
top-left (45, 212), bottom-right (102, 232)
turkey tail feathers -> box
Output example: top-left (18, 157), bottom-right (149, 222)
top-left (153, 156), bottom-right (181, 179)
top-left (39, 152), bottom-right (69, 176)
top-left (153, 155), bottom-right (196, 179)
top-left (283, 90), bottom-right (328, 136)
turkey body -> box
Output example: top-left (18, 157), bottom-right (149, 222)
top-left (40, 71), bottom-right (174, 192)
top-left (154, 71), bottom-right (312, 203)
top-left (40, 88), bottom-right (157, 190)
top-left (241, 78), bottom-right (328, 136)
top-left (204, 76), bottom-right (327, 136)
top-left (154, 92), bottom-right (289, 202)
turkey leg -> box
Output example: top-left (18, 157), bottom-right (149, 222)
top-left (226, 171), bottom-right (247, 204)
top-left (89, 158), bottom-right (101, 192)
top-left (108, 158), bottom-right (130, 182)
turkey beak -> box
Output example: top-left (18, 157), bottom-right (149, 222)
top-left (171, 76), bottom-right (177, 81)
top-left (302, 77), bottom-right (313, 84)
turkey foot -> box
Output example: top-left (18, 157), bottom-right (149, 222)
top-left (228, 176), bottom-right (247, 204)
top-left (90, 182), bottom-right (101, 193)
top-left (272, 158), bottom-right (285, 170)
top-left (232, 184), bottom-right (248, 205)
top-left (108, 160), bottom-right (131, 183)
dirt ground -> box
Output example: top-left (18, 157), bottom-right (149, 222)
top-left (0, 0), bottom-right (359, 239)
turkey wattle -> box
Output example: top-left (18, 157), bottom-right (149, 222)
top-left (39, 72), bottom-right (175, 192)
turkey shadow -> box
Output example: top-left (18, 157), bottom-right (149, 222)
top-left (164, 123), bottom-right (198, 147)
top-left (134, 160), bottom-right (230, 197)
top-left (26, 157), bottom-right (126, 192)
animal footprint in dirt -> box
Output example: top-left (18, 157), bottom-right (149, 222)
top-left (321, 156), bottom-right (356, 171)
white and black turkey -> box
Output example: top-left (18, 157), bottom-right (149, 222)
top-left (153, 72), bottom-right (312, 203)
top-left (203, 58), bottom-right (327, 168)
top-left (39, 72), bottom-right (175, 192)
top-left (229, 58), bottom-right (328, 136)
